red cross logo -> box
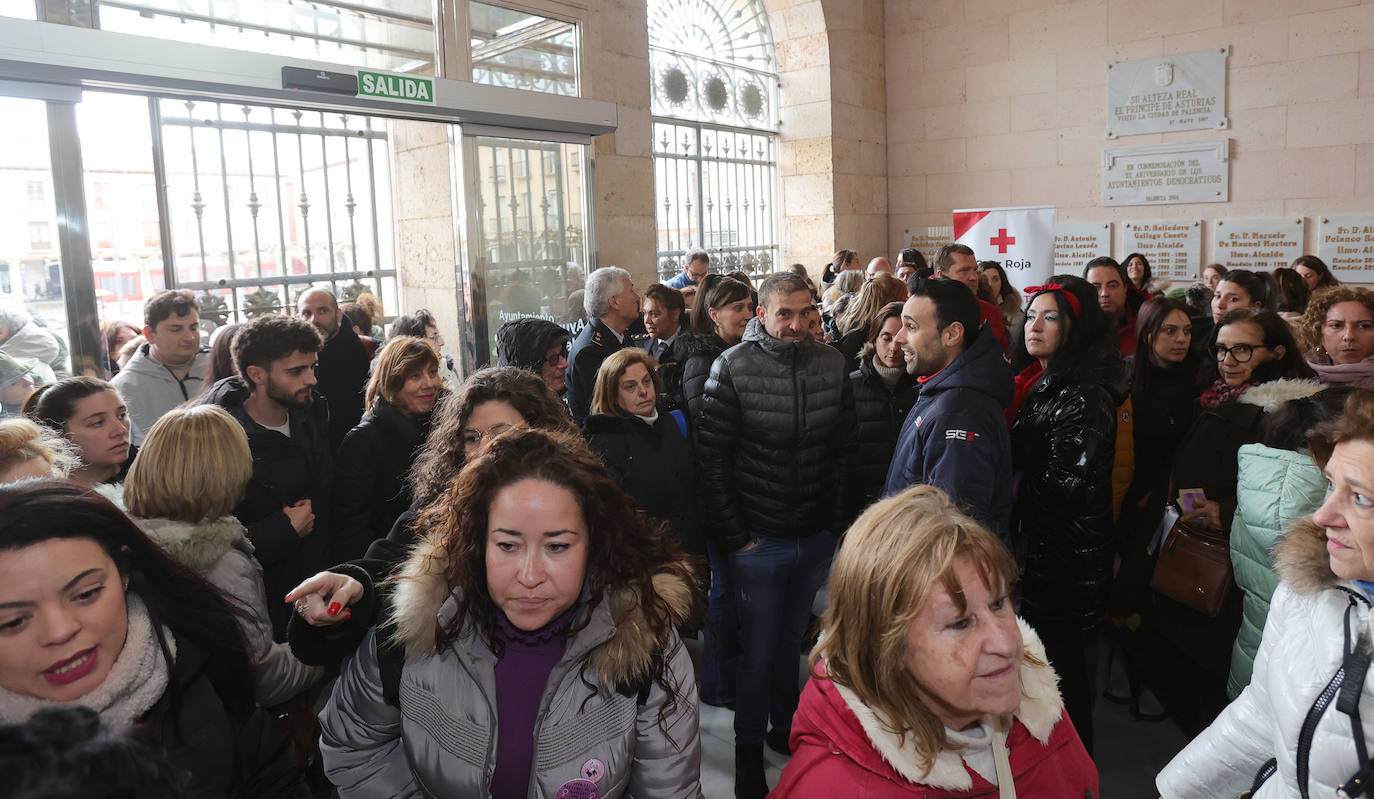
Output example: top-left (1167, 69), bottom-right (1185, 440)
top-left (989, 228), bottom-right (1016, 254)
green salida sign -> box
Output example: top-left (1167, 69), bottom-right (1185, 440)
top-left (357, 70), bottom-right (435, 104)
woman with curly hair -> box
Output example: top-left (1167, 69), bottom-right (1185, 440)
top-left (319, 427), bottom-right (702, 798)
top-left (285, 366), bottom-right (575, 667)
top-left (1298, 286), bottom-right (1374, 389)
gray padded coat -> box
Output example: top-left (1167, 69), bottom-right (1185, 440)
top-left (697, 317), bottom-right (855, 552)
top-left (319, 532), bottom-right (704, 799)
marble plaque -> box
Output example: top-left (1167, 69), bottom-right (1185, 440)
top-left (1103, 140), bottom-right (1229, 207)
top-left (1054, 222), bottom-right (1112, 272)
top-left (1106, 48), bottom-right (1228, 138)
top-left (1123, 220), bottom-right (1202, 281)
top-left (1318, 215), bottom-right (1374, 283)
top-left (904, 225), bottom-right (954, 263)
top-left (1211, 217), bottom-right (1304, 271)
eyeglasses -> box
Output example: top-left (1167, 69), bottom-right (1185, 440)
top-left (544, 344), bottom-right (569, 367)
top-left (425, 331), bottom-right (445, 344)
top-left (460, 423), bottom-right (514, 449)
top-left (1210, 343), bottom-right (1269, 363)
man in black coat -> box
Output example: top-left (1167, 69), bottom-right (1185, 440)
top-left (884, 277), bottom-right (1014, 539)
top-left (197, 314), bottom-right (332, 640)
top-left (697, 271), bottom-right (856, 799)
top-left (565, 266), bottom-right (642, 423)
top-left (298, 287), bottom-right (370, 452)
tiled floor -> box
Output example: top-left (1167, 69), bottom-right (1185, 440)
top-left (686, 637), bottom-right (1191, 799)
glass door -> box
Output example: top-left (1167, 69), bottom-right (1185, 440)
top-left (463, 133), bottom-right (591, 364)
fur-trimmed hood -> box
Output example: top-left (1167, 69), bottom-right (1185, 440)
top-left (387, 531), bottom-right (695, 688)
top-left (1275, 517), bottom-right (1343, 598)
top-left (136, 516), bottom-right (251, 573)
top-left (833, 618), bottom-right (1063, 791)
top-left (1237, 378), bottom-right (1325, 413)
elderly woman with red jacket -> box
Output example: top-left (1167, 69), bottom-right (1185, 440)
top-left (772, 486), bottom-right (1098, 798)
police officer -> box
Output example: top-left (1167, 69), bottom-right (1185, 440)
top-left (565, 266), bottom-right (641, 424)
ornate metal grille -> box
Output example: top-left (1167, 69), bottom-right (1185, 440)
top-left (154, 98), bottom-right (397, 326)
top-left (649, 0), bottom-right (778, 282)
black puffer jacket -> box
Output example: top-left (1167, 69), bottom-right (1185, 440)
top-left (197, 376), bottom-right (333, 640)
top-left (584, 410), bottom-right (704, 558)
top-left (1011, 359), bottom-right (1125, 630)
top-left (698, 318), bottom-right (855, 552)
top-left (847, 356), bottom-right (917, 519)
top-left (331, 398), bottom-right (434, 564)
top-left (660, 330), bottom-right (726, 425)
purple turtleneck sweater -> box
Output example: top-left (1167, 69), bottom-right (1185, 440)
top-left (490, 606), bottom-right (577, 799)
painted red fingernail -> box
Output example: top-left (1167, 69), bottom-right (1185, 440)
top-left (341, 609), bottom-right (352, 620)
top-left (327, 602), bottom-right (341, 616)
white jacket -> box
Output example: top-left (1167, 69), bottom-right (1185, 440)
top-left (1158, 517), bottom-right (1374, 798)
top-left (111, 343), bottom-right (209, 445)
top-left (136, 515), bottom-right (323, 706)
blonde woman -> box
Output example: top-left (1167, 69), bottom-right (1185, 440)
top-left (584, 347), bottom-right (702, 559)
top-left (124, 405), bottom-right (322, 707)
top-left (0, 417), bottom-right (77, 483)
top-left (834, 273), bottom-right (909, 364)
top-left (772, 485), bottom-right (1097, 798)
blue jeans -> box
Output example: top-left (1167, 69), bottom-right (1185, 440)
top-left (730, 531), bottom-right (837, 745)
top-left (700, 540), bottom-right (738, 706)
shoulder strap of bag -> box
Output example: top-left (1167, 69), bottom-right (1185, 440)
top-left (1297, 588), bottom-right (1372, 799)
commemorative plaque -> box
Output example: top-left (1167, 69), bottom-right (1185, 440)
top-left (1122, 220), bottom-right (1202, 281)
top-left (1106, 48), bottom-right (1228, 138)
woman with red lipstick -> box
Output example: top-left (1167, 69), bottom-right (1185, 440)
top-left (1008, 275), bottom-right (1125, 754)
top-left (331, 336), bottom-right (442, 563)
top-left (1158, 390), bottom-right (1374, 798)
top-left (319, 428), bottom-right (702, 798)
top-left (772, 485), bottom-right (1098, 798)
top-left (0, 480), bottom-right (308, 797)
top-left (21, 377), bottom-right (131, 487)
top-left (585, 348), bottom-right (704, 562)
top-left (1298, 286), bottom-right (1374, 389)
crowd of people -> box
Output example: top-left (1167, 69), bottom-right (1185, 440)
top-left (0, 246), bottom-right (1371, 799)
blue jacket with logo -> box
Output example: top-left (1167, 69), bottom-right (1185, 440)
top-left (883, 325), bottom-right (1014, 538)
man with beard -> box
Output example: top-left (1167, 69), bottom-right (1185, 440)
top-left (884, 277), bottom-right (1014, 538)
top-left (197, 313), bottom-right (331, 639)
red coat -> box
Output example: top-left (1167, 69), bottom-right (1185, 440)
top-left (978, 300), bottom-right (1010, 356)
top-left (772, 648), bottom-right (1098, 798)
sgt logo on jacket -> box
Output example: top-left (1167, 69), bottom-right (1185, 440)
top-left (945, 429), bottom-right (979, 442)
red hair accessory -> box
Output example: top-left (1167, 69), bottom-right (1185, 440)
top-left (1023, 283), bottom-right (1080, 317)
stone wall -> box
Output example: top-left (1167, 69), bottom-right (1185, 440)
top-left (884, 0), bottom-right (1374, 267)
top-left (770, 0), bottom-right (890, 276)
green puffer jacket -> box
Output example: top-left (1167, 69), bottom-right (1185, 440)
top-left (1226, 443), bottom-right (1325, 698)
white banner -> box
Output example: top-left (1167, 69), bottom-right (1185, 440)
top-left (953, 205), bottom-right (1056, 294)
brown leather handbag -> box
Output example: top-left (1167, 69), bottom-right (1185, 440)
top-left (1149, 518), bottom-right (1234, 617)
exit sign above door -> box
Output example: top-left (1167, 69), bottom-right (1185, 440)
top-left (357, 70), bottom-right (435, 104)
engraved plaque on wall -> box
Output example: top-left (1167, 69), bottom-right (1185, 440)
top-left (1123, 220), bottom-right (1202, 281)
top-left (1103, 140), bottom-right (1229, 207)
top-left (1106, 47), bottom-right (1228, 138)
top-left (904, 225), bottom-right (955, 263)
top-left (1054, 222), bottom-right (1112, 272)
top-left (1318, 215), bottom-right (1374, 283)
top-left (1211, 218), bottom-right (1304, 271)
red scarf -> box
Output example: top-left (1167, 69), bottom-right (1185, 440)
top-left (1006, 361), bottom-right (1044, 427)
top-left (1199, 377), bottom-right (1252, 409)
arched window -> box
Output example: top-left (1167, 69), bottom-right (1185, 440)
top-left (649, 0), bottom-right (778, 281)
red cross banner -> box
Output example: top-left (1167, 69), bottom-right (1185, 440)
top-left (952, 205), bottom-right (1056, 295)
